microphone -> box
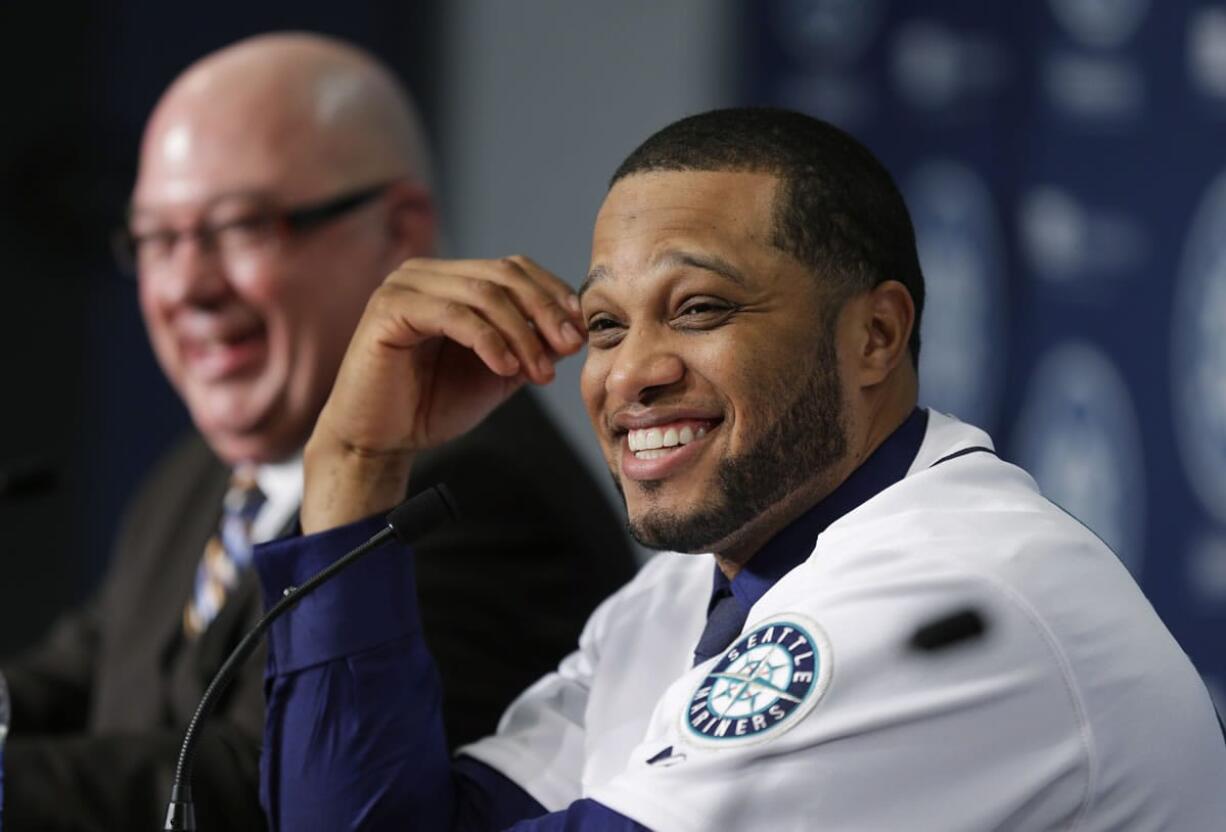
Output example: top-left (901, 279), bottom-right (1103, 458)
top-left (163, 485), bottom-right (459, 831)
top-left (909, 608), bottom-right (988, 653)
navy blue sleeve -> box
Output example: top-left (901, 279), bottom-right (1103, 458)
top-left (256, 514), bottom-right (454, 831)
top-left (254, 516), bottom-right (652, 831)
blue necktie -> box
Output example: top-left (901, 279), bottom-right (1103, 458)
top-left (692, 588), bottom-right (747, 666)
top-left (183, 466), bottom-right (265, 638)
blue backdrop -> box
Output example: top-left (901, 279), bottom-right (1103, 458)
top-left (746, 0), bottom-right (1225, 704)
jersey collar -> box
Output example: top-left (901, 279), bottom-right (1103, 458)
top-left (714, 407), bottom-right (930, 614)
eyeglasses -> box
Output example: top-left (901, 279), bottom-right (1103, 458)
top-left (113, 181), bottom-right (396, 275)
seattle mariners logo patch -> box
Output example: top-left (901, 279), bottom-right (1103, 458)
top-left (683, 614), bottom-right (832, 747)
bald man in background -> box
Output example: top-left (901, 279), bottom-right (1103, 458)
top-left (0, 33), bottom-right (633, 830)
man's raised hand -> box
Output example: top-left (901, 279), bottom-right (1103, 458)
top-left (301, 256), bottom-right (585, 533)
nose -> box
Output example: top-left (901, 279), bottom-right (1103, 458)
top-left (605, 326), bottom-right (686, 404)
top-left (143, 236), bottom-right (231, 308)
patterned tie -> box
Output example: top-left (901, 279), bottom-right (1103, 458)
top-left (692, 588), bottom-right (748, 666)
top-left (183, 466), bottom-right (265, 638)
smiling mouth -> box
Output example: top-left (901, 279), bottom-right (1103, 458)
top-left (624, 419), bottom-right (720, 459)
top-left (182, 326), bottom-right (267, 380)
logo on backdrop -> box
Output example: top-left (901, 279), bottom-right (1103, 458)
top-left (891, 19), bottom-right (1010, 112)
top-left (1012, 341), bottom-right (1146, 575)
top-left (771, 0), bottom-right (883, 67)
top-left (1019, 185), bottom-right (1147, 287)
top-left (1041, 54), bottom-right (1144, 122)
top-left (1173, 169), bottom-right (1226, 525)
top-left (1044, 0), bottom-right (1148, 122)
top-left (683, 615), bottom-right (832, 747)
top-left (1049, 0), bottom-right (1149, 48)
top-left (775, 72), bottom-right (877, 129)
top-left (906, 160), bottom-right (1005, 431)
top-left (770, 0), bottom-right (884, 128)
top-left (1188, 7), bottom-right (1226, 103)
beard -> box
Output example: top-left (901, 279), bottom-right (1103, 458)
top-left (625, 324), bottom-right (848, 554)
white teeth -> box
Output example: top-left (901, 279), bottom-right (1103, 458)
top-left (627, 422), bottom-right (709, 453)
top-left (634, 449), bottom-right (670, 460)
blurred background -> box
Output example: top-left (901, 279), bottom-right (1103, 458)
top-left (0, 0), bottom-right (1221, 711)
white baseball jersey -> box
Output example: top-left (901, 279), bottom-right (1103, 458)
top-left (462, 411), bottom-right (1226, 831)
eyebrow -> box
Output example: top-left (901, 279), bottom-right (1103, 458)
top-left (577, 265), bottom-right (610, 299)
top-left (579, 249), bottom-right (748, 299)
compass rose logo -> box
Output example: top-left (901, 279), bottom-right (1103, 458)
top-left (684, 615), bottom-right (832, 747)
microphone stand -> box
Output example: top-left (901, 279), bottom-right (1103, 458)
top-left (164, 485), bottom-right (459, 831)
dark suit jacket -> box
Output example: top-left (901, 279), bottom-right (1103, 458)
top-left (1, 390), bottom-right (635, 831)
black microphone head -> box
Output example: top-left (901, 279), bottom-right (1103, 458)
top-left (386, 484), bottom-right (461, 544)
top-left (909, 608), bottom-right (988, 652)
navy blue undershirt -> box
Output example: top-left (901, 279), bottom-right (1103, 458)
top-left (708, 408), bottom-right (929, 625)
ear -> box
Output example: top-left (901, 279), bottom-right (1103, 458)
top-left (851, 280), bottom-right (915, 388)
top-left (383, 180), bottom-right (438, 262)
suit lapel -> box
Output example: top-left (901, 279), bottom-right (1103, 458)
top-left (157, 452), bottom-right (231, 662)
top-left (90, 436), bottom-right (231, 730)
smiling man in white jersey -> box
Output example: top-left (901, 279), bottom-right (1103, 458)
top-left (253, 107), bottom-right (1226, 830)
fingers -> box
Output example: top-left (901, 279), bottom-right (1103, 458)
top-left (373, 283), bottom-right (526, 378)
top-left (381, 257), bottom-right (585, 384)
top-left (501, 255), bottom-right (583, 316)
top-left (448, 257), bottom-right (583, 346)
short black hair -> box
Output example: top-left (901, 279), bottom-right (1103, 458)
top-left (611, 107), bottom-right (925, 364)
